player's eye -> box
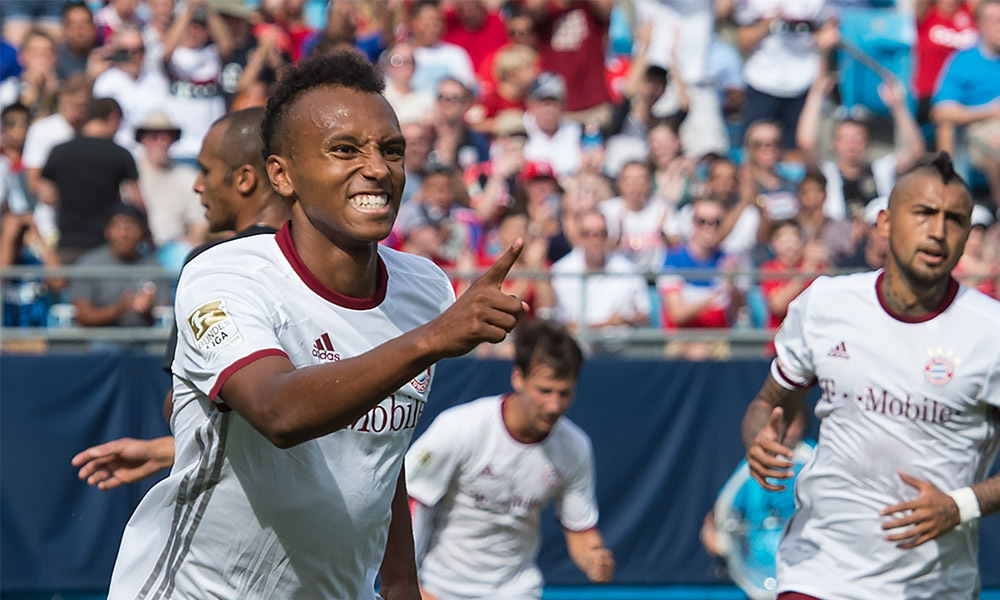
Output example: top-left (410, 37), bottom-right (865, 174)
top-left (383, 145), bottom-right (405, 159)
top-left (330, 145), bottom-right (358, 156)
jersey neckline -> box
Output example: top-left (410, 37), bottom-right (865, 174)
top-left (275, 222), bottom-right (388, 310)
top-left (875, 270), bottom-right (959, 323)
top-left (499, 394), bottom-right (549, 445)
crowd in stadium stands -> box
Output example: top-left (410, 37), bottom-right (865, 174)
top-left (1, 0), bottom-right (998, 355)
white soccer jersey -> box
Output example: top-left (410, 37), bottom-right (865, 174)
top-left (771, 270), bottom-right (1000, 600)
top-left (405, 395), bottom-right (600, 600)
top-left (108, 224), bottom-right (454, 600)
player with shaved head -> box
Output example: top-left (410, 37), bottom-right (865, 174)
top-left (105, 50), bottom-right (526, 600)
top-left (742, 152), bottom-right (1000, 599)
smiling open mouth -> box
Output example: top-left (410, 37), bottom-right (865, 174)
top-left (351, 194), bottom-right (388, 210)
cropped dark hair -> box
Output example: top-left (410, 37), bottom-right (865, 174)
top-left (908, 151), bottom-right (969, 188)
top-left (799, 168), bottom-right (828, 189)
top-left (262, 49), bottom-right (386, 159)
top-left (86, 97), bottom-right (122, 122)
top-left (513, 320), bottom-right (584, 380)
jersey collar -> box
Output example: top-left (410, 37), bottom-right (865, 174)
top-left (275, 222), bottom-right (388, 310)
top-left (875, 271), bottom-right (959, 323)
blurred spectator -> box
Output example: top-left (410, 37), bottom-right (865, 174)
top-left (759, 219), bottom-right (829, 331)
top-left (2, 0), bottom-right (64, 48)
top-left (735, 0), bottom-right (839, 149)
top-left (22, 73), bottom-right (90, 211)
top-left (261, 0), bottom-right (314, 61)
top-left (215, 0), bottom-right (286, 111)
top-left (441, 0), bottom-right (509, 67)
top-left (40, 97), bottom-right (143, 264)
top-left (0, 210), bottom-right (64, 327)
top-left (658, 197), bottom-right (743, 331)
top-left (408, 0), bottom-right (477, 94)
top-left (798, 73), bottom-right (925, 221)
top-left (401, 120), bottom-right (432, 205)
top-left (302, 0), bottom-right (391, 62)
top-left (646, 121), bottom-right (696, 207)
top-left (428, 77), bottom-right (489, 171)
top-left (477, 5), bottom-right (539, 91)
top-left (513, 160), bottom-right (571, 262)
top-left (794, 169), bottom-right (856, 265)
top-left (692, 157), bottom-right (762, 261)
top-left (1, 103), bottom-right (35, 216)
top-left (913, 0), bottom-right (978, 122)
top-left (56, 2), bottom-right (99, 80)
top-left (524, 72), bottom-right (582, 177)
top-left (133, 112), bottom-right (206, 261)
top-left (551, 209), bottom-right (651, 331)
top-left (742, 120), bottom-right (800, 232)
top-left (528, 0), bottom-right (614, 125)
top-left (839, 195), bottom-right (889, 270)
top-left (0, 41), bottom-right (22, 107)
top-left (68, 204), bottom-right (171, 329)
top-left (464, 109), bottom-right (527, 224)
top-left (561, 129), bottom-right (615, 242)
top-left (91, 26), bottom-right (171, 151)
top-left (704, 31), bottom-right (746, 120)
top-left (954, 204), bottom-right (1000, 298)
top-left (396, 162), bottom-right (480, 269)
top-left (468, 44), bottom-right (538, 132)
top-left (932, 0), bottom-right (1000, 204)
top-left (600, 160), bottom-right (677, 273)
top-left (13, 29), bottom-right (60, 119)
top-left (95, 0), bottom-right (145, 43)
top-left (161, 0), bottom-right (233, 160)
top-left (635, 1), bottom-right (729, 159)
top-left (142, 0), bottom-right (176, 72)
top-left (381, 42), bottom-right (435, 126)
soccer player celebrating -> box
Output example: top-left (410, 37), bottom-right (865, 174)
top-left (405, 319), bottom-right (614, 599)
top-left (106, 51), bottom-right (526, 600)
top-left (742, 152), bottom-right (1000, 600)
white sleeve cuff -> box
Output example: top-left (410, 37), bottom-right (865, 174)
top-left (947, 487), bottom-right (982, 524)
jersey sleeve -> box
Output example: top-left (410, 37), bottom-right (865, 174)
top-left (554, 433), bottom-right (600, 532)
top-left (172, 262), bottom-right (288, 405)
top-left (771, 278), bottom-right (819, 390)
top-left (404, 408), bottom-right (469, 507)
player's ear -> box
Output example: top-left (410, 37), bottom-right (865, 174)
top-left (234, 164), bottom-right (256, 195)
top-left (511, 366), bottom-right (525, 392)
top-left (876, 208), bottom-right (890, 237)
top-left (267, 155), bottom-right (295, 198)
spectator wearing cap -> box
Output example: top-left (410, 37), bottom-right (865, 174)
top-left (382, 43), bottom-right (435, 127)
top-left (551, 209), bottom-right (651, 332)
top-left (69, 204), bottom-right (172, 330)
top-left (465, 109), bottom-right (528, 226)
top-left (954, 204), bottom-right (1000, 298)
top-left (134, 112), bottom-right (206, 263)
top-left (600, 160), bottom-right (678, 273)
top-left (407, 0), bottom-right (477, 95)
top-left (526, 0), bottom-right (614, 126)
top-left (524, 72), bottom-right (582, 178)
top-left (91, 25), bottom-right (171, 152)
top-left (468, 44), bottom-right (539, 134)
top-left (838, 195), bottom-right (889, 271)
top-left (161, 0), bottom-right (233, 160)
top-left (514, 161), bottom-right (572, 262)
top-left (40, 97), bottom-right (143, 264)
top-left (428, 77), bottom-right (489, 172)
top-left (57, 2), bottom-right (99, 81)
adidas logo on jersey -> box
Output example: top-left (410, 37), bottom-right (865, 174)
top-left (827, 341), bottom-right (850, 359)
top-left (312, 333), bottom-right (341, 361)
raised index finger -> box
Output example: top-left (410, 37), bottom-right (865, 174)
top-left (478, 238), bottom-right (524, 289)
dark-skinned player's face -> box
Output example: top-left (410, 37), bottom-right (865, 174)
top-left (880, 174), bottom-right (972, 287)
top-left (268, 85), bottom-right (406, 247)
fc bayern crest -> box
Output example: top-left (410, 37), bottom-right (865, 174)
top-left (410, 368), bottom-right (432, 393)
top-left (924, 357), bottom-right (954, 385)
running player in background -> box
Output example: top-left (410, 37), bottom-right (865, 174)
top-left (105, 50), bottom-right (526, 600)
top-left (405, 319), bottom-right (614, 600)
top-left (742, 152), bottom-right (1000, 600)
top-left (71, 106), bottom-right (289, 490)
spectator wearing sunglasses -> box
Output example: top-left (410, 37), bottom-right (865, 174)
top-left (381, 43), bottom-right (435, 127)
top-left (428, 77), bottom-right (489, 172)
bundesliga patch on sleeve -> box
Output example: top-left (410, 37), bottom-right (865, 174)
top-left (187, 299), bottom-right (243, 360)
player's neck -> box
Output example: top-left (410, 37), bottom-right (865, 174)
top-left (879, 263), bottom-right (953, 317)
top-left (288, 219), bottom-right (381, 299)
top-left (502, 394), bottom-right (545, 444)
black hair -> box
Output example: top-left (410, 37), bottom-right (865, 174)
top-left (1, 102), bottom-right (30, 120)
top-left (61, 0), bottom-right (92, 20)
top-left (768, 218), bottom-right (803, 240)
top-left (262, 49), bottom-right (386, 160)
top-left (108, 203), bottom-right (148, 230)
top-left (799, 168), bottom-right (828, 189)
top-left (86, 97), bottom-right (122, 122)
top-left (513, 319), bottom-right (584, 380)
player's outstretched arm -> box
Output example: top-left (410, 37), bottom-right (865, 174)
top-left (565, 528), bottom-right (615, 584)
top-left (741, 375), bottom-right (809, 492)
top-left (880, 470), bottom-right (1000, 549)
top-left (379, 467), bottom-right (421, 600)
top-left (219, 241), bottom-right (528, 448)
top-left (70, 436), bottom-right (176, 490)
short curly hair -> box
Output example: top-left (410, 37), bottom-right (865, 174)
top-left (262, 49), bottom-right (386, 160)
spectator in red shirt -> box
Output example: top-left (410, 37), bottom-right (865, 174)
top-left (913, 0), bottom-right (978, 122)
top-left (442, 0), bottom-right (509, 68)
top-left (468, 44), bottom-right (539, 133)
top-left (477, 6), bottom-right (539, 93)
top-left (759, 219), bottom-right (828, 332)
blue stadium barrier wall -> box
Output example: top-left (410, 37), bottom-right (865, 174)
top-left (2, 355), bottom-right (998, 592)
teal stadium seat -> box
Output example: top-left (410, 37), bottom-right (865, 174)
top-left (837, 8), bottom-right (915, 115)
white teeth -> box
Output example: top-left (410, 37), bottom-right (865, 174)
top-left (352, 194), bottom-right (388, 209)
